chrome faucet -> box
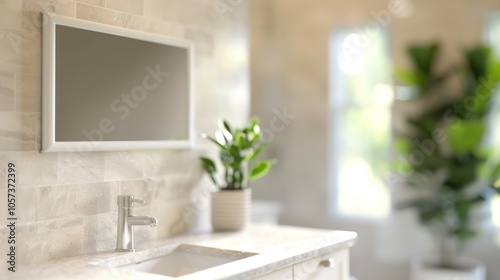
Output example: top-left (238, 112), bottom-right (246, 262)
top-left (116, 195), bottom-right (158, 252)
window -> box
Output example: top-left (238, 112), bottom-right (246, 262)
top-left (486, 14), bottom-right (500, 227)
top-left (328, 27), bottom-right (392, 219)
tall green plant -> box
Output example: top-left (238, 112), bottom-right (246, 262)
top-left (395, 42), bottom-right (500, 268)
top-left (199, 117), bottom-right (276, 190)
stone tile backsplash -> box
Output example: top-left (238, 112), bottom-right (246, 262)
top-left (0, 71), bottom-right (15, 112)
top-left (106, 0), bottom-right (143, 15)
top-left (0, 0), bottom-right (249, 266)
top-left (15, 74), bottom-right (41, 113)
top-left (0, 113), bottom-right (37, 151)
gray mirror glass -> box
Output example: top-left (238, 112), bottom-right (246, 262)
top-left (42, 13), bottom-right (193, 152)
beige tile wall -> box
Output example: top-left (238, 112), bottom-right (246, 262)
top-left (0, 0), bottom-right (249, 266)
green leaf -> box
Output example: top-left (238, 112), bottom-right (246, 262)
top-left (394, 137), bottom-right (412, 153)
top-left (454, 200), bottom-right (472, 222)
top-left (469, 85), bottom-right (490, 117)
top-left (253, 123), bottom-right (261, 135)
top-left (493, 178), bottom-right (500, 193)
top-left (411, 154), bottom-right (451, 173)
top-left (396, 197), bottom-right (445, 225)
top-left (466, 45), bottom-right (492, 81)
top-left (396, 197), bottom-right (438, 211)
top-left (199, 157), bottom-right (216, 173)
top-left (394, 68), bottom-right (420, 86)
top-left (487, 60), bottom-right (500, 83)
top-left (408, 116), bottom-right (435, 138)
top-left (220, 149), bottom-right (234, 165)
top-left (215, 131), bottom-right (227, 146)
top-left (218, 119), bottom-right (233, 142)
top-left (408, 43), bottom-right (439, 75)
top-left (248, 132), bottom-right (261, 148)
top-left (448, 120), bottom-right (485, 153)
top-left (246, 144), bottom-right (266, 162)
top-left (455, 228), bottom-right (477, 244)
top-left (199, 157), bottom-right (218, 187)
top-left (466, 62), bottom-right (500, 117)
top-left (249, 160), bottom-right (274, 181)
top-left (419, 209), bottom-right (444, 224)
top-left (248, 129), bottom-right (262, 143)
top-left (235, 132), bottom-right (245, 147)
top-left (494, 166), bottom-right (500, 181)
top-left (202, 134), bottom-right (227, 150)
top-left (249, 117), bottom-right (259, 132)
top-left (445, 157), bottom-right (481, 189)
top-left (228, 145), bottom-right (242, 164)
top-left (487, 163), bottom-right (500, 191)
top-left (221, 119), bottom-right (232, 134)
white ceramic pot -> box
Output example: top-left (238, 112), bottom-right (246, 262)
top-left (211, 189), bottom-right (251, 231)
top-left (411, 255), bottom-right (485, 280)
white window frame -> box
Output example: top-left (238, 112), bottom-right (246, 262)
top-left (485, 13), bottom-right (500, 228)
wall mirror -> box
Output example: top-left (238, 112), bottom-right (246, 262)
top-left (42, 13), bottom-right (194, 152)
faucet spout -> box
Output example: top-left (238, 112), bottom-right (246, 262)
top-left (116, 195), bottom-right (158, 252)
top-left (128, 216), bottom-right (158, 227)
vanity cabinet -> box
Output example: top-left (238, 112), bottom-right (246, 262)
top-left (254, 248), bottom-right (350, 280)
top-left (256, 266), bottom-right (293, 280)
top-left (294, 248), bottom-right (350, 280)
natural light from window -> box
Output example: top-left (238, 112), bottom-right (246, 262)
top-left (329, 27), bottom-right (392, 219)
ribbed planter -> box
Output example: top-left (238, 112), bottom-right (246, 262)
top-left (211, 189), bottom-right (251, 231)
top-left (411, 255), bottom-right (485, 280)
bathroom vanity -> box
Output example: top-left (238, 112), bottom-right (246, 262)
top-left (3, 225), bottom-right (357, 280)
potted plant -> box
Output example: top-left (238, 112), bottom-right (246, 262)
top-left (200, 117), bottom-right (276, 231)
top-left (394, 42), bottom-right (500, 280)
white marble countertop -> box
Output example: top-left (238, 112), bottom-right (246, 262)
top-left (1, 224), bottom-right (357, 280)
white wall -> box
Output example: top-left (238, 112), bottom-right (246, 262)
top-left (249, 0), bottom-right (500, 279)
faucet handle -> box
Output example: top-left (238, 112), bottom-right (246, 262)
top-left (117, 195), bottom-right (146, 208)
top-left (131, 198), bottom-right (145, 206)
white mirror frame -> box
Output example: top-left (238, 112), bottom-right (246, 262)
top-left (41, 12), bottom-right (194, 152)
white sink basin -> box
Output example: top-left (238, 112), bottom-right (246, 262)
top-left (99, 244), bottom-right (257, 278)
